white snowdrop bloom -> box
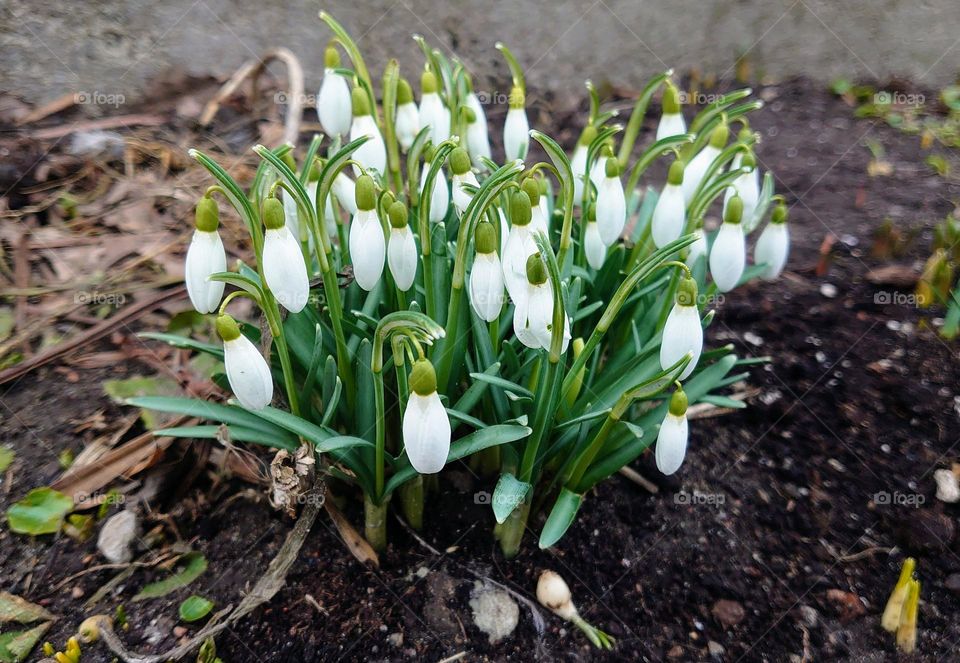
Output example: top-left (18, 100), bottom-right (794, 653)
top-left (403, 359), bottom-right (451, 474)
top-left (723, 151), bottom-right (760, 225)
top-left (348, 175), bottom-right (385, 291)
top-left (655, 388), bottom-right (689, 475)
top-left (659, 277), bottom-right (703, 381)
top-left (537, 182), bottom-right (550, 229)
top-left (498, 207), bottom-right (509, 257)
top-left (349, 88), bottom-right (387, 177)
top-left (596, 157), bottom-right (626, 246)
top-left (685, 229), bottom-right (708, 268)
top-left (395, 77), bottom-right (420, 152)
top-left (503, 85), bottom-right (529, 161)
top-left (709, 194), bottom-right (746, 292)
top-left (570, 125), bottom-right (596, 205)
top-left (420, 152), bottom-right (449, 223)
top-left (449, 147), bottom-right (478, 216)
top-left (656, 82), bottom-right (686, 141)
top-left (317, 47), bottom-right (352, 138)
top-left (262, 198), bottom-right (310, 312)
top-left (465, 91), bottom-right (491, 166)
top-left (652, 159), bottom-right (687, 248)
top-left (418, 70), bottom-right (449, 146)
top-left (521, 177), bottom-right (549, 237)
top-left (754, 203), bottom-right (790, 280)
top-left (513, 254), bottom-right (570, 353)
top-left (584, 218), bottom-right (606, 270)
top-left (332, 171), bottom-right (357, 216)
top-left (185, 196), bottom-right (226, 314)
top-left (502, 191), bottom-right (538, 304)
top-left (386, 201), bottom-right (417, 291)
top-left (469, 222), bottom-right (506, 322)
top-left (217, 315), bottom-right (273, 411)
top-left (282, 189), bottom-right (301, 240)
top-left (682, 123), bottom-right (729, 205)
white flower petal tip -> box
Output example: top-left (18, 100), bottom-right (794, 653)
top-left (504, 107), bottom-right (530, 161)
top-left (317, 68), bottom-right (352, 137)
top-left (656, 112), bottom-right (687, 141)
top-left (659, 303), bottom-right (703, 381)
top-left (395, 101), bottom-right (420, 152)
top-left (651, 184), bottom-right (686, 249)
top-left (754, 221), bottom-right (790, 280)
top-left (596, 176), bottom-right (626, 247)
top-left (402, 391), bottom-right (451, 475)
top-left (224, 335), bottom-right (274, 411)
top-left (185, 230), bottom-right (226, 314)
top-left (709, 222), bottom-right (746, 293)
top-left (469, 252), bottom-right (506, 322)
top-left (349, 115), bottom-right (387, 176)
top-left (349, 209), bottom-right (386, 291)
top-left (685, 230), bottom-right (708, 268)
top-left (388, 227), bottom-right (418, 292)
top-left (420, 166), bottom-right (450, 223)
top-left (681, 145), bottom-right (721, 205)
top-left (584, 222), bottom-right (606, 270)
top-left (263, 227), bottom-right (310, 312)
top-left (655, 413), bottom-right (688, 475)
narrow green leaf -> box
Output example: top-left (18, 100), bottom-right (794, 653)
top-left (138, 333), bottom-right (224, 360)
top-left (134, 552), bottom-right (207, 600)
top-left (155, 425), bottom-right (298, 451)
top-left (539, 488), bottom-right (583, 549)
top-left (492, 473), bottom-right (531, 524)
top-left (126, 397), bottom-right (292, 441)
top-left (467, 372), bottom-right (534, 399)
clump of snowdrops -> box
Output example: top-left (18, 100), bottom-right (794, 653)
top-left (134, 12), bottom-right (791, 557)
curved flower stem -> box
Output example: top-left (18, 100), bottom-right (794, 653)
top-left (616, 70), bottom-right (673, 168)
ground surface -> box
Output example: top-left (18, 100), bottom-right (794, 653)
top-left (2, 76), bottom-right (959, 662)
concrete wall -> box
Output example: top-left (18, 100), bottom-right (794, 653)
top-left (1, 0), bottom-right (958, 107)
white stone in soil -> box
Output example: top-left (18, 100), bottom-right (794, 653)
top-left (468, 581), bottom-right (519, 644)
top-left (97, 509), bottom-right (138, 563)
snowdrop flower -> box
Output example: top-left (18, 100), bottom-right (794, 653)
top-left (537, 177), bottom-right (551, 228)
top-left (497, 207), bottom-right (509, 257)
top-left (659, 276), bottom-right (703, 381)
top-left (216, 314), bottom-right (273, 411)
top-left (394, 77), bottom-right (420, 152)
top-left (651, 159), bottom-right (687, 248)
top-left (317, 46), bottom-right (352, 138)
top-left (469, 221), bottom-right (505, 322)
top-left (682, 122), bottom-right (728, 205)
top-left (348, 175), bottom-right (385, 291)
top-left (596, 157), bottom-right (626, 246)
top-left (754, 202), bottom-right (790, 280)
top-left (262, 197), bottom-right (310, 312)
top-left (465, 91), bottom-right (491, 166)
top-left (723, 150), bottom-right (760, 224)
top-left (420, 146), bottom-right (449, 223)
top-left (387, 201), bottom-right (417, 292)
top-left (450, 147), bottom-right (478, 216)
top-left (571, 125), bottom-right (597, 205)
top-left (584, 206), bottom-right (606, 270)
top-left (655, 386), bottom-right (689, 475)
top-left (332, 171), bottom-right (358, 216)
top-left (185, 196), bottom-right (226, 314)
top-left (403, 358), bottom-right (451, 474)
top-left (513, 253), bottom-right (570, 352)
top-left (502, 190), bottom-right (538, 304)
top-left (503, 85), bottom-right (529, 161)
top-left (656, 81), bottom-right (686, 141)
top-left (685, 229), bottom-right (707, 268)
top-left (709, 193), bottom-right (746, 292)
top-left (418, 70), bottom-right (449, 145)
top-left (522, 178), bottom-right (549, 237)
top-left (349, 87), bottom-right (387, 176)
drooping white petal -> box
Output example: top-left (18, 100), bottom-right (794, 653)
top-left (263, 227), bottom-right (309, 312)
top-left (224, 335), bottom-right (273, 411)
top-left (723, 162), bottom-right (760, 225)
top-left (388, 227), bottom-right (418, 291)
top-left (530, 204), bottom-right (549, 238)
top-left (571, 144), bottom-right (588, 204)
top-left (538, 196), bottom-right (550, 231)
top-left (682, 145), bottom-right (721, 205)
top-left (596, 175), bottom-right (626, 246)
top-left (502, 225), bottom-right (536, 304)
top-left (420, 164), bottom-right (449, 223)
top-left (282, 190), bottom-right (301, 240)
top-left (465, 92), bottom-right (491, 166)
top-left (660, 304), bottom-right (703, 380)
top-left (452, 170), bottom-right (479, 216)
top-left (655, 413), bottom-right (688, 475)
top-left (498, 208), bottom-right (509, 257)
top-left (651, 183), bottom-right (687, 248)
top-left (656, 112), bottom-right (686, 141)
top-left (418, 92), bottom-right (448, 145)
top-left (185, 230), bottom-right (226, 314)
top-left (503, 107), bottom-right (529, 161)
top-left (709, 222), bottom-right (746, 292)
top-left (584, 221), bottom-right (606, 270)
top-left (395, 101), bottom-right (420, 152)
top-left (754, 222), bottom-right (790, 280)
top-left (332, 172), bottom-right (358, 216)
top-left (469, 252), bottom-right (505, 322)
top-left (685, 229), bottom-right (708, 268)
top-left (349, 209), bottom-right (385, 291)
top-left (317, 69), bottom-right (352, 137)
top-left (349, 114), bottom-right (387, 176)
top-left (402, 391), bottom-right (451, 474)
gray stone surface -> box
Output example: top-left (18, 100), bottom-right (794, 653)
top-left (2, 0), bottom-right (958, 107)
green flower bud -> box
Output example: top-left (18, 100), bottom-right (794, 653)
top-left (409, 358), bottom-right (437, 395)
top-left (464, 107), bottom-right (477, 124)
top-left (578, 125), bottom-right (597, 147)
top-left (215, 314), bottom-right (241, 342)
top-left (510, 190), bottom-right (531, 226)
top-left (351, 87), bottom-right (370, 117)
top-left (676, 276), bottom-right (698, 307)
top-left (587, 202), bottom-right (597, 222)
top-left (397, 77), bottom-right (414, 105)
top-left (599, 143), bottom-right (614, 159)
top-left (709, 122), bottom-right (730, 149)
top-left (324, 46), bottom-right (340, 69)
top-left (421, 69), bottom-right (438, 95)
top-left (771, 202), bottom-right (788, 225)
top-left (509, 85), bottom-right (525, 109)
top-left (195, 196), bottom-right (219, 232)
top-left (450, 147), bottom-right (471, 175)
top-left (525, 253), bottom-right (547, 285)
top-left (539, 177), bottom-right (548, 194)
top-left (604, 156), bottom-right (620, 179)
top-left (521, 177), bottom-right (540, 206)
top-left (667, 159), bottom-right (685, 185)
top-left (668, 387), bottom-right (688, 416)
top-left (724, 194), bottom-right (743, 224)
top-left (356, 174), bottom-right (376, 211)
top-left (475, 221), bottom-right (497, 254)
top-left (280, 151), bottom-right (297, 171)
top-left (307, 159), bottom-right (321, 182)
top-left (423, 144), bottom-right (435, 163)
top-left (741, 150), bottom-right (756, 170)
top-left (388, 200), bottom-right (408, 229)
top-left (737, 125), bottom-right (752, 143)
top-left (263, 197), bottom-right (285, 230)
top-left (663, 81), bottom-right (682, 114)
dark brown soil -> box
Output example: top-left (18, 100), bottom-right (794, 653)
top-left (2, 76), bottom-right (960, 662)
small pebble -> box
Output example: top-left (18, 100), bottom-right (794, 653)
top-left (173, 626), bottom-right (187, 638)
top-left (820, 283), bottom-right (838, 298)
top-left (708, 640), bottom-right (725, 658)
top-left (934, 469), bottom-right (960, 503)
